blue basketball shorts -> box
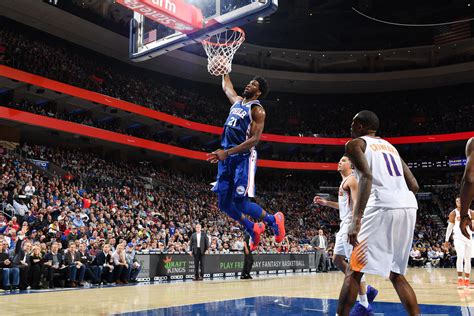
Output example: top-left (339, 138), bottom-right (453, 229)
top-left (211, 149), bottom-right (257, 198)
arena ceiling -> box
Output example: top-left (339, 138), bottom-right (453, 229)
top-left (4, 0), bottom-right (474, 93)
top-left (42, 0), bottom-right (474, 51)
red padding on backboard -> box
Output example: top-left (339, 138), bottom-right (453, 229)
top-left (116, 0), bottom-right (203, 34)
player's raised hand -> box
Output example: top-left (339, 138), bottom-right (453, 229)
top-left (313, 195), bottom-right (327, 206)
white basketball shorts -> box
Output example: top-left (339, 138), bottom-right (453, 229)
top-left (334, 222), bottom-right (353, 259)
top-left (350, 207), bottom-right (417, 277)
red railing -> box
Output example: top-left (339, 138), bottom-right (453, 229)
top-left (2, 65), bottom-right (472, 145)
top-left (0, 107), bottom-right (337, 170)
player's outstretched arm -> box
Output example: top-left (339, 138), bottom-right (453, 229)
top-left (401, 159), bottom-right (419, 194)
top-left (345, 138), bottom-right (372, 247)
top-left (460, 137), bottom-right (474, 238)
top-left (222, 74), bottom-right (243, 105)
top-left (313, 196), bottom-right (339, 209)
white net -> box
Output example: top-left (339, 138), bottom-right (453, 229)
top-left (202, 27), bottom-right (245, 76)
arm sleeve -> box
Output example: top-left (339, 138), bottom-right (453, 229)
top-left (445, 222), bottom-right (455, 242)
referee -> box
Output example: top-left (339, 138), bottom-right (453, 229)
top-left (241, 232), bottom-right (254, 279)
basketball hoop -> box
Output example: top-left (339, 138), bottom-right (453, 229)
top-left (202, 27), bottom-right (245, 76)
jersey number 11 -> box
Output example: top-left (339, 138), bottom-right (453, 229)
top-left (382, 153), bottom-right (402, 177)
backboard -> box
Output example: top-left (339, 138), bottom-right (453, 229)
top-left (118, 0), bottom-right (278, 62)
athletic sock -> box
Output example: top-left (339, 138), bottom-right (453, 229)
top-left (358, 294), bottom-right (369, 308)
top-left (234, 198), bottom-right (275, 225)
top-left (263, 212), bottom-right (276, 225)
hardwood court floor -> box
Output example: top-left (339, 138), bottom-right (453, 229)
top-left (0, 268), bottom-right (472, 315)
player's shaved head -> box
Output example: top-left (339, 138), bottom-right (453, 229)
top-left (351, 110), bottom-right (379, 138)
top-left (354, 110), bottom-right (379, 131)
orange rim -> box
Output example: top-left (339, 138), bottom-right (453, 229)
top-left (202, 27), bottom-right (245, 47)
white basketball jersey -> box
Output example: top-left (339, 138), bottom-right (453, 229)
top-left (354, 136), bottom-right (418, 210)
top-left (454, 209), bottom-right (472, 241)
top-left (338, 174), bottom-right (354, 224)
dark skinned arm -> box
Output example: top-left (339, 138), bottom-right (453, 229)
top-left (207, 106), bottom-right (265, 163)
top-left (401, 159), bottom-right (419, 194)
top-left (345, 138), bottom-right (372, 247)
top-left (222, 74), bottom-right (243, 105)
top-left (460, 137), bottom-right (474, 238)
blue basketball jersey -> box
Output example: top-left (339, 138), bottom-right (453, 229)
top-left (221, 99), bottom-right (261, 152)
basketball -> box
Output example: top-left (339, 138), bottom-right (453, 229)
top-left (209, 55), bottom-right (231, 76)
top-left (202, 28), bottom-right (245, 76)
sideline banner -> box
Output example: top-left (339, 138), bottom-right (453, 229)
top-left (135, 253), bottom-right (316, 279)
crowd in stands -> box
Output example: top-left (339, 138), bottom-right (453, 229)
top-left (408, 187), bottom-right (462, 269)
top-left (2, 98), bottom-right (466, 164)
top-left (0, 142), bottom-right (336, 291)
top-left (0, 17), bottom-right (469, 293)
top-left (3, 99), bottom-right (204, 152)
top-left (2, 98), bottom-right (340, 162)
top-left (1, 18), bottom-right (473, 138)
top-left (0, 140), bottom-right (463, 292)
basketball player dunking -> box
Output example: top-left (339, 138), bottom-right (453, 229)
top-left (314, 154), bottom-right (378, 315)
top-left (336, 111), bottom-right (420, 316)
top-left (445, 197), bottom-right (473, 288)
top-left (207, 74), bottom-right (285, 250)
